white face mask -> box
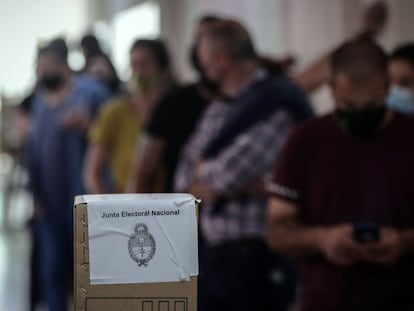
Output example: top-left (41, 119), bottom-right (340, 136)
top-left (387, 86), bottom-right (414, 114)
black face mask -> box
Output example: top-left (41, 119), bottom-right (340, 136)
top-left (40, 74), bottom-right (65, 92)
top-left (336, 106), bottom-right (387, 139)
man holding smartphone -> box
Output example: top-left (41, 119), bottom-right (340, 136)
top-left (267, 38), bottom-right (414, 311)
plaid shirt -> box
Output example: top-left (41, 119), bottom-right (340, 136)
top-left (174, 73), bottom-right (295, 245)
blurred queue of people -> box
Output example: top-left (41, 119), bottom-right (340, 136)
top-left (16, 1), bottom-right (414, 310)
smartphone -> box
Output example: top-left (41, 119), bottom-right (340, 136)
top-left (353, 223), bottom-right (380, 244)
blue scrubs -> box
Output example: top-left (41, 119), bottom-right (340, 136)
top-left (28, 76), bottom-right (110, 311)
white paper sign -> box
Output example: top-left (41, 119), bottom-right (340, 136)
top-left (85, 194), bottom-right (199, 285)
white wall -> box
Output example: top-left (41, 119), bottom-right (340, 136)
top-left (380, 0), bottom-right (414, 50)
top-left (111, 1), bottom-right (161, 80)
top-left (0, 0), bottom-right (88, 97)
top-left (2, 0), bottom-right (414, 101)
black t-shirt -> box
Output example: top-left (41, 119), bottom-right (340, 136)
top-left (146, 83), bottom-right (209, 191)
top-left (270, 112), bottom-right (414, 310)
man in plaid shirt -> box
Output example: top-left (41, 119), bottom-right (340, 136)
top-left (174, 20), bottom-right (313, 311)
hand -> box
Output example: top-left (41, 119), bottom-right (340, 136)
top-left (319, 224), bottom-right (365, 266)
top-left (360, 227), bottom-right (402, 265)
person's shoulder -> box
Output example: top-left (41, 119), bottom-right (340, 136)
top-left (99, 96), bottom-right (129, 118)
top-left (262, 72), bottom-right (302, 93)
top-left (288, 114), bottom-right (334, 142)
top-left (260, 72), bottom-right (314, 118)
top-left (267, 74), bottom-right (310, 105)
top-left (74, 74), bottom-right (110, 96)
top-left (254, 71), bottom-right (307, 101)
top-left (297, 113), bottom-right (333, 131)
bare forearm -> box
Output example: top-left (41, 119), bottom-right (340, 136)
top-left (135, 166), bottom-right (157, 193)
top-left (267, 198), bottom-right (327, 258)
top-left (126, 161), bottom-right (155, 193)
top-left (84, 144), bottom-right (109, 194)
top-left (267, 198), bottom-right (361, 264)
top-left (267, 223), bottom-right (326, 259)
top-left (133, 136), bottom-right (165, 193)
top-left (85, 172), bottom-right (106, 194)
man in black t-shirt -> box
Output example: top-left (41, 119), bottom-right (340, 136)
top-left (128, 15), bottom-right (220, 192)
top-left (142, 84), bottom-right (210, 191)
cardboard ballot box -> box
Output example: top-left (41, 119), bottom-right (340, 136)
top-left (74, 194), bottom-right (199, 311)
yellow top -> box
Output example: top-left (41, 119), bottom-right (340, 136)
top-left (89, 97), bottom-right (141, 193)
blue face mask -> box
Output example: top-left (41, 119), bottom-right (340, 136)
top-left (386, 86), bottom-right (414, 114)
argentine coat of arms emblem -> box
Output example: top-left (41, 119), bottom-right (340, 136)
top-left (128, 223), bottom-right (156, 267)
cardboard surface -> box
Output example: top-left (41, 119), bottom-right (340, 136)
top-left (74, 197), bottom-right (198, 311)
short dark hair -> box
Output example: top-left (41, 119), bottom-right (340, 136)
top-left (38, 38), bottom-right (68, 64)
top-left (130, 39), bottom-right (170, 71)
top-left (80, 34), bottom-right (102, 57)
top-left (49, 38), bottom-right (68, 61)
top-left (198, 15), bottom-right (221, 25)
top-left (331, 38), bottom-right (388, 82)
top-left (204, 19), bottom-right (257, 62)
top-left (390, 43), bottom-right (414, 70)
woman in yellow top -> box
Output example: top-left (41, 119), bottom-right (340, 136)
top-left (84, 39), bottom-right (173, 193)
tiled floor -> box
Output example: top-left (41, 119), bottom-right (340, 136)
top-left (0, 230), bottom-right (30, 311)
top-left (0, 153), bottom-right (33, 311)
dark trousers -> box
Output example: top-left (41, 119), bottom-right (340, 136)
top-left (198, 239), bottom-right (298, 311)
top-left (36, 214), bottom-right (73, 311)
top-left (29, 218), bottom-right (43, 310)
